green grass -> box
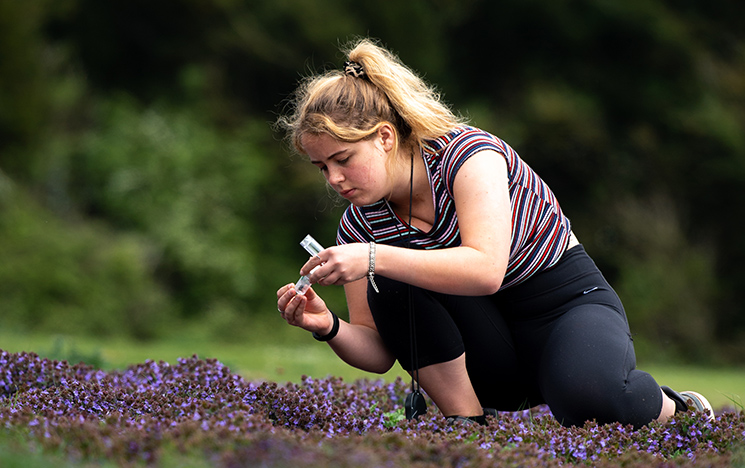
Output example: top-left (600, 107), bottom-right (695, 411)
top-left (0, 328), bottom-right (408, 383)
top-left (1, 329), bottom-right (742, 410)
top-left (642, 363), bottom-right (744, 410)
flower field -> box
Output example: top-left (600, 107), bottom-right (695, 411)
top-left (1, 350), bottom-right (743, 467)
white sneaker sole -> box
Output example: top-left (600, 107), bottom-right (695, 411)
top-left (679, 390), bottom-right (715, 421)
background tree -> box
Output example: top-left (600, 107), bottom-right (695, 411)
top-left (1, 0), bottom-right (743, 363)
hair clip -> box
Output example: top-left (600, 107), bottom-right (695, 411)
top-left (343, 61), bottom-right (366, 79)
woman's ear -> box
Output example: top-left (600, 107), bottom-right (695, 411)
top-left (377, 123), bottom-right (397, 152)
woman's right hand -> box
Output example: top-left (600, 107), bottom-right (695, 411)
top-left (276, 283), bottom-right (334, 335)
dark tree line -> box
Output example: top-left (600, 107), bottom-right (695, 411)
top-left (1, 0), bottom-right (744, 363)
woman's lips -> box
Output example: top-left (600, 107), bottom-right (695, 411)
top-left (340, 188), bottom-right (355, 199)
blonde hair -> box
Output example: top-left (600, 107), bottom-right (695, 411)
top-left (277, 38), bottom-right (465, 160)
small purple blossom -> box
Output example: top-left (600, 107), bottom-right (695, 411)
top-left (0, 349), bottom-right (743, 466)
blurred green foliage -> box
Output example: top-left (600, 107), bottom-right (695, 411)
top-left (1, 0), bottom-right (744, 364)
top-left (0, 179), bottom-right (173, 339)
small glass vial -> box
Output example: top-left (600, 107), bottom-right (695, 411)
top-left (295, 275), bottom-right (312, 295)
top-left (300, 235), bottom-right (323, 257)
top-left (295, 235), bottom-right (324, 295)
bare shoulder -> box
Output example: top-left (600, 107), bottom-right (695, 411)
top-left (451, 149), bottom-right (509, 202)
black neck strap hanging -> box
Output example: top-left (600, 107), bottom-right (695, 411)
top-left (404, 149), bottom-right (427, 420)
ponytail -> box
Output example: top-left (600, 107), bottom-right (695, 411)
top-left (346, 39), bottom-right (464, 145)
top-left (277, 38), bottom-right (465, 159)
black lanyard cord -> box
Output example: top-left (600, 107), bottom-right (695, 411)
top-left (405, 149), bottom-right (426, 420)
top-left (408, 149), bottom-right (419, 394)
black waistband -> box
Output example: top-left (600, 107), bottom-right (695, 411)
top-left (496, 244), bottom-right (599, 303)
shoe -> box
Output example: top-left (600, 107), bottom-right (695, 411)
top-left (445, 407), bottom-right (499, 426)
top-left (661, 386), bottom-right (715, 421)
top-left (445, 413), bottom-right (487, 426)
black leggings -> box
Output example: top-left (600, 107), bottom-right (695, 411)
top-left (367, 245), bottom-right (662, 428)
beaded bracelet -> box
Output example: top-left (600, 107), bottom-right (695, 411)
top-left (312, 310), bottom-right (340, 342)
top-left (368, 242), bottom-right (380, 293)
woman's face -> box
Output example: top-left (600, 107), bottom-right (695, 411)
top-left (301, 127), bottom-right (396, 206)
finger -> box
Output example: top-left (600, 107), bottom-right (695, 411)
top-left (300, 256), bottom-right (325, 276)
top-left (316, 267), bottom-right (342, 286)
top-left (285, 293), bottom-right (306, 325)
top-left (287, 296), bottom-right (305, 327)
top-left (314, 272), bottom-right (330, 286)
top-left (307, 264), bottom-right (328, 285)
top-left (302, 285), bottom-right (317, 299)
top-left (276, 283), bottom-right (295, 300)
top-left (277, 287), bottom-right (297, 313)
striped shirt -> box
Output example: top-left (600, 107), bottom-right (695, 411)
top-left (336, 126), bottom-right (572, 290)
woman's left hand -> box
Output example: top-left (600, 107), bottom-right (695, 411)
top-left (300, 242), bottom-right (369, 286)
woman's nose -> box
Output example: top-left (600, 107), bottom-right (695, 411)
top-left (327, 167), bottom-right (345, 185)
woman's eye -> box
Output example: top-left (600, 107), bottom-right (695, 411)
top-left (337, 157), bottom-right (350, 165)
